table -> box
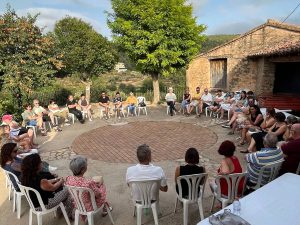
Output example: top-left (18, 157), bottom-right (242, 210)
top-left (197, 173), bottom-right (300, 225)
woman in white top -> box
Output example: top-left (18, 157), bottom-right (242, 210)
top-left (165, 87), bottom-right (177, 116)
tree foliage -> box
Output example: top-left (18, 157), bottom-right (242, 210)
top-left (0, 6), bottom-right (62, 111)
top-left (53, 17), bottom-right (118, 80)
top-left (108, 0), bottom-right (206, 103)
top-left (200, 34), bottom-right (239, 53)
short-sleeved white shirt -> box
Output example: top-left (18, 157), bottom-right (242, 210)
top-left (201, 93), bottom-right (213, 102)
top-left (126, 164), bottom-right (167, 201)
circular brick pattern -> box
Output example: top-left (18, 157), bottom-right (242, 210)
top-left (72, 121), bottom-right (217, 163)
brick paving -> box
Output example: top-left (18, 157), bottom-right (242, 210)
top-left (71, 121), bottom-right (218, 163)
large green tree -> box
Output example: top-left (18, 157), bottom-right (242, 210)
top-left (53, 17), bottom-right (117, 81)
top-left (108, 0), bottom-right (206, 103)
top-left (0, 7), bottom-right (62, 112)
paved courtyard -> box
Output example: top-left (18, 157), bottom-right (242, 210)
top-left (0, 105), bottom-right (248, 225)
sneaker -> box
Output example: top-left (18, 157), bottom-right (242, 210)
top-left (64, 122), bottom-right (71, 126)
top-left (89, 118), bottom-right (93, 122)
top-left (102, 205), bottom-right (113, 217)
top-left (48, 166), bottom-right (57, 172)
top-left (222, 124), bottom-right (231, 128)
top-left (118, 116), bottom-right (121, 119)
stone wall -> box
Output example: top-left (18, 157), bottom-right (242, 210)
top-left (187, 20), bottom-right (300, 94)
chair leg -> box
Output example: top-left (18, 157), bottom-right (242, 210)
top-left (37, 214), bottom-right (42, 225)
top-left (145, 108), bottom-right (147, 115)
top-left (133, 205), bottom-right (136, 217)
top-left (17, 194), bottom-right (21, 219)
top-left (174, 198), bottom-right (178, 213)
top-left (13, 190), bottom-right (16, 212)
top-left (151, 203), bottom-right (159, 225)
top-left (60, 204), bottom-right (71, 225)
top-left (87, 213), bottom-right (94, 225)
top-left (221, 201), bottom-right (227, 209)
top-left (29, 210), bottom-right (33, 225)
top-left (74, 210), bottom-right (79, 225)
top-left (210, 195), bottom-right (216, 212)
top-left (198, 199), bottom-right (204, 221)
top-left (136, 206), bottom-right (142, 225)
top-left (183, 202), bottom-right (189, 225)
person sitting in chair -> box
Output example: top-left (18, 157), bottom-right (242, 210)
top-left (67, 95), bottom-right (84, 124)
top-left (22, 103), bottom-right (47, 136)
top-left (126, 144), bottom-right (168, 201)
top-left (78, 94), bottom-right (93, 122)
top-left (126, 92), bottom-right (137, 116)
top-left (113, 92), bottom-right (123, 119)
top-left (165, 87), bottom-right (177, 116)
top-left (187, 87), bottom-right (201, 116)
top-left (99, 91), bottom-right (110, 119)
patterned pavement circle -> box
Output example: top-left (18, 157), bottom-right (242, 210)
top-left (71, 121), bottom-right (218, 163)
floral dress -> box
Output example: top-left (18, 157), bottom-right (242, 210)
top-left (65, 176), bottom-right (107, 212)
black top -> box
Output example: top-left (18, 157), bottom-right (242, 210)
top-left (251, 113), bottom-right (263, 126)
top-left (28, 172), bottom-right (56, 208)
top-left (113, 97), bottom-right (122, 103)
top-left (99, 96), bottom-right (110, 104)
top-left (66, 99), bottom-right (76, 109)
top-left (183, 94), bottom-right (191, 103)
top-left (177, 164), bottom-right (205, 197)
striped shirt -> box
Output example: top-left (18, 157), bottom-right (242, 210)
top-left (246, 148), bottom-right (283, 185)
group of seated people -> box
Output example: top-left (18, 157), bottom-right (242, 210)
top-left (165, 86), bottom-right (219, 117)
top-left (1, 122), bottom-right (299, 222)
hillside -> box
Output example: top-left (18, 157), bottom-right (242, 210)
top-left (200, 34), bottom-right (239, 53)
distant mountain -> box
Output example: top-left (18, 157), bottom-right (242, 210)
top-left (200, 34), bottom-right (239, 53)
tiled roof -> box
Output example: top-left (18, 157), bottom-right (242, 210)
top-left (249, 40), bottom-right (300, 57)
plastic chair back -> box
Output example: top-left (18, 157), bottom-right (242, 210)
top-left (129, 180), bottom-right (160, 208)
top-left (65, 185), bottom-right (97, 213)
top-left (214, 173), bottom-right (246, 201)
top-left (296, 162), bottom-right (300, 175)
top-left (18, 183), bottom-right (47, 211)
top-left (4, 170), bottom-right (21, 192)
top-left (137, 97), bottom-right (146, 106)
top-left (253, 160), bottom-right (284, 190)
top-left (176, 173), bottom-right (207, 202)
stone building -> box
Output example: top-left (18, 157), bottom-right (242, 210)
top-left (186, 19), bottom-right (300, 96)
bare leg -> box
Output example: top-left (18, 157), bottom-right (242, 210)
top-left (248, 138), bottom-right (257, 152)
top-left (240, 128), bottom-right (248, 144)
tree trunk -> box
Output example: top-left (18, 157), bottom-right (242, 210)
top-left (85, 83), bottom-right (91, 103)
top-left (151, 73), bottom-right (160, 104)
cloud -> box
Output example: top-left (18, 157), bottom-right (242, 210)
top-left (16, 7), bottom-right (106, 35)
top-left (186, 0), bottom-right (208, 16)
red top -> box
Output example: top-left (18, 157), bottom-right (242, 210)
top-left (217, 156), bottom-right (244, 196)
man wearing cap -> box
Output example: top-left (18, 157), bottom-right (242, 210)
top-left (1, 114), bottom-right (35, 147)
top-left (165, 87), bottom-right (177, 116)
top-left (188, 87), bottom-right (201, 117)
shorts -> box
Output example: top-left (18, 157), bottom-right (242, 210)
top-left (190, 100), bottom-right (199, 107)
top-left (27, 120), bottom-right (37, 126)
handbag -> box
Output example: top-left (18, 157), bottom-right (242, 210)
top-left (209, 209), bottom-right (251, 225)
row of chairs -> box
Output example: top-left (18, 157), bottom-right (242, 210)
top-left (2, 159), bottom-right (298, 225)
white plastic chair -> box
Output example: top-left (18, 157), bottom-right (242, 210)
top-left (4, 170), bottom-right (25, 219)
top-left (25, 125), bottom-right (37, 138)
top-left (66, 185), bottom-right (114, 225)
top-left (174, 173), bottom-right (208, 225)
top-left (129, 180), bottom-right (160, 225)
top-left (137, 97), bottom-right (147, 116)
top-left (210, 173), bottom-right (246, 211)
top-left (114, 106), bottom-right (126, 118)
top-left (99, 107), bottom-right (111, 119)
top-left (249, 160), bottom-right (284, 190)
top-left (67, 113), bottom-right (75, 124)
top-left (166, 105), bottom-right (177, 115)
top-left (205, 107), bottom-right (220, 118)
top-left (18, 183), bottom-right (71, 225)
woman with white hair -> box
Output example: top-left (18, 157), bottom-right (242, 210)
top-left (65, 156), bottom-right (112, 218)
top-left (165, 87), bottom-right (177, 116)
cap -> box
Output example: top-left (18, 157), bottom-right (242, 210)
top-left (2, 114), bottom-right (13, 122)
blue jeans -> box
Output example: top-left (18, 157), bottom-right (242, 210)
top-left (128, 105), bottom-right (136, 114)
top-left (181, 100), bottom-right (189, 110)
top-left (27, 120), bottom-right (37, 126)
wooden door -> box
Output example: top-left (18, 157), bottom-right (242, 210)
top-left (210, 59), bottom-right (227, 89)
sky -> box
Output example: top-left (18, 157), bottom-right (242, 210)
top-left (1, 0), bottom-right (300, 38)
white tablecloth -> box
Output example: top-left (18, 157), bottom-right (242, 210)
top-left (197, 173), bottom-right (300, 225)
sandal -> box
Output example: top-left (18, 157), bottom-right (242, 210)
top-left (102, 205), bottom-right (113, 217)
top-left (238, 141), bottom-right (245, 146)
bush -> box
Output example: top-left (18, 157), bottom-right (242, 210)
top-left (119, 83), bottom-right (136, 94)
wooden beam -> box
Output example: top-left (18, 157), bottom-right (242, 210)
top-left (269, 56), bottom-right (300, 62)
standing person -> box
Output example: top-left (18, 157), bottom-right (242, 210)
top-left (113, 92), bottom-right (123, 119)
top-left (126, 92), bottom-right (137, 116)
top-left (126, 144), bottom-right (168, 201)
top-left (78, 94), bottom-right (93, 122)
top-left (67, 95), bottom-right (84, 124)
top-left (99, 91), bottom-right (110, 119)
top-left (188, 87), bottom-right (201, 116)
top-left (165, 87), bottom-right (177, 116)
top-left (200, 88), bottom-right (213, 114)
top-left (278, 123), bottom-right (300, 176)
